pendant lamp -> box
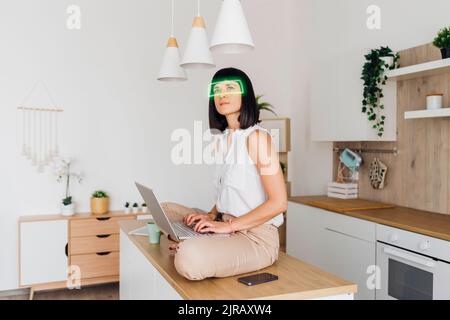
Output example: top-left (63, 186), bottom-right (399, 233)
top-left (210, 0), bottom-right (254, 54)
top-left (180, 0), bottom-right (215, 69)
top-left (158, 0), bottom-right (187, 81)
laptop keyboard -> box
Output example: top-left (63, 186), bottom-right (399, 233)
top-left (172, 222), bottom-right (205, 238)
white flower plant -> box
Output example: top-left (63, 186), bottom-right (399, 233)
top-left (53, 157), bottom-right (82, 210)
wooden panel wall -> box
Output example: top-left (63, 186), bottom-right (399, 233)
top-left (334, 43), bottom-right (450, 215)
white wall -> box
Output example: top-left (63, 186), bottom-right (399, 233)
top-left (0, 0), bottom-right (331, 291)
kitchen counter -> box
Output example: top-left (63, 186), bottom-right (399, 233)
top-left (119, 220), bottom-right (357, 300)
top-left (289, 196), bottom-right (450, 242)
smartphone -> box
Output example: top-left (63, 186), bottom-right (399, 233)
top-left (237, 273), bottom-right (279, 286)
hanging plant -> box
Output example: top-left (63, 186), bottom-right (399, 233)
top-left (361, 46), bottom-right (399, 137)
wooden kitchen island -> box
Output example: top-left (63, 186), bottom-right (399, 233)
top-left (119, 220), bottom-right (357, 300)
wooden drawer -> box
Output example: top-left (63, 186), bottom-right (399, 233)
top-left (70, 234), bottom-right (119, 255)
top-left (70, 216), bottom-right (134, 238)
top-left (71, 252), bottom-right (119, 279)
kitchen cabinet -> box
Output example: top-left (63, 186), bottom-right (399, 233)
top-left (287, 201), bottom-right (376, 300)
top-left (20, 220), bottom-right (68, 286)
top-left (310, 49), bottom-right (397, 142)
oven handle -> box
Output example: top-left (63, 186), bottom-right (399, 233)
top-left (383, 247), bottom-right (436, 268)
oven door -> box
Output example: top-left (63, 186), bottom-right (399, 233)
top-left (376, 242), bottom-right (450, 300)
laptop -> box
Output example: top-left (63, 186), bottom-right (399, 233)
top-left (135, 182), bottom-right (229, 241)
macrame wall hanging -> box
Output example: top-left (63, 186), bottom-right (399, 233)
top-left (17, 81), bottom-right (63, 173)
top-left (369, 158), bottom-right (388, 189)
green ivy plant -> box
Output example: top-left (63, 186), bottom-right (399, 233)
top-left (361, 46), bottom-right (399, 137)
top-left (433, 27), bottom-right (450, 49)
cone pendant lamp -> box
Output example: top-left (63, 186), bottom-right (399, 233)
top-left (180, 12), bottom-right (215, 69)
top-left (158, 0), bottom-right (187, 81)
top-left (210, 0), bottom-right (254, 54)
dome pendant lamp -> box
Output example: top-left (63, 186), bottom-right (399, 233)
top-left (158, 0), bottom-right (187, 81)
top-left (180, 0), bottom-right (215, 69)
top-left (210, 0), bottom-right (255, 54)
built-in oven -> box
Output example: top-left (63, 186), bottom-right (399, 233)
top-left (376, 225), bottom-right (450, 300)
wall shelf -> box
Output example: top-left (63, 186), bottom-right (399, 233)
top-left (404, 108), bottom-right (450, 119)
top-left (386, 58), bottom-right (450, 81)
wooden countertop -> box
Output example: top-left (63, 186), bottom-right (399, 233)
top-left (19, 211), bottom-right (144, 222)
top-left (119, 220), bottom-right (357, 300)
top-left (289, 196), bottom-right (450, 242)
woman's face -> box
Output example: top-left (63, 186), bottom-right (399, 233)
top-left (212, 80), bottom-right (243, 116)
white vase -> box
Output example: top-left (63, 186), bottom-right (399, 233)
top-left (141, 207), bottom-right (148, 214)
top-left (427, 94), bottom-right (443, 110)
top-left (124, 207), bottom-right (131, 214)
top-left (132, 207), bottom-right (139, 214)
top-left (61, 203), bottom-right (75, 216)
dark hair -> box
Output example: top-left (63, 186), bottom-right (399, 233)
top-left (209, 68), bottom-right (259, 133)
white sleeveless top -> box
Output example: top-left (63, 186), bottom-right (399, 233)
top-left (213, 125), bottom-right (284, 227)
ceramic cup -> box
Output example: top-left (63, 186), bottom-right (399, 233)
top-left (147, 222), bottom-right (161, 244)
top-left (427, 94), bottom-right (443, 110)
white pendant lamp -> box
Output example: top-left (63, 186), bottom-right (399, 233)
top-left (210, 0), bottom-right (254, 54)
top-left (158, 0), bottom-right (187, 81)
top-left (180, 0), bottom-right (215, 69)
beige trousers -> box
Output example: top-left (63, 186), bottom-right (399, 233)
top-left (160, 202), bottom-right (280, 281)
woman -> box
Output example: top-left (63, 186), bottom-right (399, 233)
top-left (161, 68), bottom-right (287, 281)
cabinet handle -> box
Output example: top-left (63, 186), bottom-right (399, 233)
top-left (96, 234), bottom-right (112, 238)
top-left (65, 243), bottom-right (68, 257)
top-left (96, 251), bottom-right (111, 256)
top-left (96, 217), bottom-right (111, 221)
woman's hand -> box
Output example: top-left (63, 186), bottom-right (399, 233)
top-left (194, 221), bottom-right (233, 234)
top-left (183, 212), bottom-right (212, 227)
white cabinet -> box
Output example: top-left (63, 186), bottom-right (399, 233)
top-left (120, 230), bottom-right (182, 300)
top-left (310, 49), bottom-right (397, 142)
top-left (20, 220), bottom-right (68, 286)
top-left (287, 202), bottom-right (376, 300)
top-left (287, 202), bottom-right (327, 269)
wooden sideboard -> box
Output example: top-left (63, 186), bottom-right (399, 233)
top-left (19, 211), bottom-right (145, 299)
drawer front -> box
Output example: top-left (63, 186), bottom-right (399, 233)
top-left (321, 209), bottom-right (376, 243)
top-left (71, 252), bottom-right (119, 279)
top-left (70, 216), bottom-right (134, 238)
top-left (70, 234), bottom-right (119, 255)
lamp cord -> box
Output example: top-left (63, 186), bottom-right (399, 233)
top-left (171, 0), bottom-right (174, 37)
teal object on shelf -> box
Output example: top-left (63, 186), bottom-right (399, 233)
top-left (147, 222), bottom-right (161, 244)
top-left (340, 148), bottom-right (362, 173)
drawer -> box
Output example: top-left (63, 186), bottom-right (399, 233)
top-left (71, 252), bottom-right (119, 279)
top-left (321, 209), bottom-right (376, 243)
top-left (70, 234), bottom-right (119, 255)
top-left (70, 216), bottom-right (134, 238)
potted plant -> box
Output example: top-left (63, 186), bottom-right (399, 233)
top-left (361, 46), bottom-right (399, 137)
top-left (141, 203), bottom-right (148, 213)
top-left (433, 27), bottom-right (450, 59)
top-left (132, 202), bottom-right (139, 214)
top-left (256, 95), bottom-right (277, 117)
top-left (53, 157), bottom-right (82, 216)
top-left (124, 202), bottom-right (131, 214)
top-left (91, 190), bottom-right (109, 214)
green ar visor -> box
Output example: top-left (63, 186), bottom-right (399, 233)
top-left (208, 78), bottom-right (246, 99)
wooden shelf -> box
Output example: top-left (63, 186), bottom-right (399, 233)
top-left (386, 58), bottom-right (450, 81)
top-left (404, 108), bottom-right (450, 120)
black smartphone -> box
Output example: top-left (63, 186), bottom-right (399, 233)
top-left (237, 273), bottom-right (279, 286)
